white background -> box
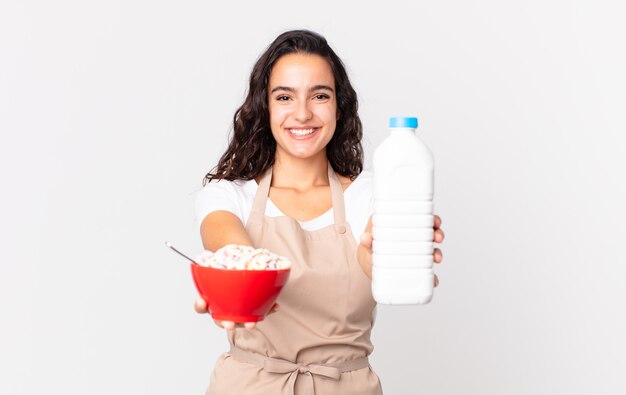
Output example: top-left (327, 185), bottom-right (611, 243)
top-left (1, 1), bottom-right (625, 394)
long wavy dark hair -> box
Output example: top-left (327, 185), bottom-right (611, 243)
top-left (203, 29), bottom-right (363, 185)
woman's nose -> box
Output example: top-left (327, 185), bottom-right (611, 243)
top-left (294, 100), bottom-right (313, 122)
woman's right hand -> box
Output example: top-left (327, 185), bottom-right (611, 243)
top-left (194, 298), bottom-right (279, 331)
top-left (197, 211), bottom-right (278, 330)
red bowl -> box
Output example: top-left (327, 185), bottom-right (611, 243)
top-left (191, 264), bottom-right (290, 322)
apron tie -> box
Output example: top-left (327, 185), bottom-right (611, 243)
top-left (230, 346), bottom-right (369, 395)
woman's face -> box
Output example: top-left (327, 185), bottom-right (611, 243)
top-left (267, 53), bottom-right (337, 161)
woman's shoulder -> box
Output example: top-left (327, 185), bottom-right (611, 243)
top-left (356, 169), bottom-right (373, 183)
top-left (198, 178), bottom-right (257, 194)
top-left (336, 169), bottom-right (372, 189)
top-left (343, 170), bottom-right (373, 233)
top-left (346, 169), bottom-right (373, 192)
top-left (194, 178), bottom-right (258, 227)
top-left (342, 169), bottom-right (373, 213)
top-left (194, 178), bottom-right (258, 207)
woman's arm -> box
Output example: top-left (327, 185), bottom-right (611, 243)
top-left (199, 210), bottom-right (253, 252)
top-left (196, 210), bottom-right (278, 330)
top-left (356, 216), bottom-right (374, 278)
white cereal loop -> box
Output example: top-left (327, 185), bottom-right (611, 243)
top-left (195, 244), bottom-right (291, 270)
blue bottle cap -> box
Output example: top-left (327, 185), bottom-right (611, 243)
top-left (389, 117), bottom-right (418, 128)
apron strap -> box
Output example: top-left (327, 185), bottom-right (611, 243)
top-left (249, 163), bottom-right (347, 226)
top-left (327, 164), bottom-right (346, 225)
top-left (229, 346), bottom-right (370, 395)
top-left (249, 167), bottom-right (272, 224)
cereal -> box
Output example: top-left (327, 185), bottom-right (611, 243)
top-left (195, 244), bottom-right (291, 270)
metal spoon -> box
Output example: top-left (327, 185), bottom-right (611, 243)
top-left (165, 241), bottom-right (198, 265)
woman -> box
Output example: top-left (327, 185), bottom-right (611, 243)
top-left (194, 30), bottom-right (445, 395)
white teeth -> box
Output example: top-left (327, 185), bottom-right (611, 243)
top-left (288, 128), bottom-right (315, 136)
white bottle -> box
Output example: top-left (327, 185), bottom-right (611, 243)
top-left (372, 116), bottom-right (435, 304)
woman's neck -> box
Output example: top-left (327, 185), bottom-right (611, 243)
top-left (271, 151), bottom-right (329, 191)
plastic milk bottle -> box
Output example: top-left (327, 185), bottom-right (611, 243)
top-left (372, 116), bottom-right (435, 304)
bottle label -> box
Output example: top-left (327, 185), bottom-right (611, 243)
top-left (374, 164), bottom-right (434, 199)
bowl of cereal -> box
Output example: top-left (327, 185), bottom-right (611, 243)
top-left (191, 244), bottom-right (291, 322)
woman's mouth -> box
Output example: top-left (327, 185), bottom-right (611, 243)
top-left (287, 128), bottom-right (318, 138)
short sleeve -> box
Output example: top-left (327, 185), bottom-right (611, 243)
top-left (194, 180), bottom-right (244, 229)
top-left (344, 170), bottom-right (374, 240)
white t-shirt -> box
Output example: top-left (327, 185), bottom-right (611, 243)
top-left (194, 170), bottom-right (374, 243)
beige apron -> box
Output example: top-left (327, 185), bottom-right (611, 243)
top-left (206, 164), bottom-right (382, 395)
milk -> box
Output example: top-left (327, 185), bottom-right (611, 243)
top-left (372, 117), bottom-right (435, 304)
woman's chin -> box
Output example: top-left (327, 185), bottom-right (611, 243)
top-left (279, 146), bottom-right (325, 160)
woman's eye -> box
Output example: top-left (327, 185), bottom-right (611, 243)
top-left (276, 95), bottom-right (290, 101)
top-left (314, 94), bottom-right (330, 100)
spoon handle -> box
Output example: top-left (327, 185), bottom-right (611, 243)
top-left (165, 241), bottom-right (198, 265)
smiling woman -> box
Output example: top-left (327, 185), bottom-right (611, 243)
top-left (203, 30), bottom-right (364, 184)
top-left (194, 29), bottom-right (445, 395)
top-left (268, 53), bottom-right (338, 161)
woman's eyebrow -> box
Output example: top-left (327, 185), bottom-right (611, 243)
top-left (270, 85), bottom-right (335, 94)
top-left (309, 84), bottom-right (334, 93)
top-left (270, 86), bottom-right (295, 94)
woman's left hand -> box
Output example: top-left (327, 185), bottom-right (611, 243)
top-left (357, 214), bottom-right (445, 285)
top-left (432, 214), bottom-right (444, 287)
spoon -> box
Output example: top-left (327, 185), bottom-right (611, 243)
top-left (165, 241), bottom-right (198, 265)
